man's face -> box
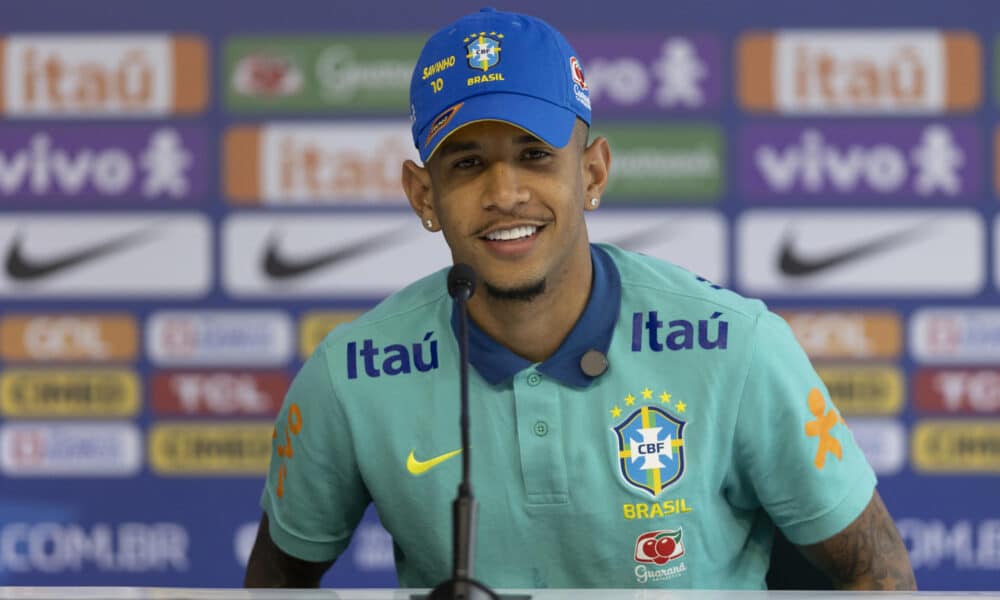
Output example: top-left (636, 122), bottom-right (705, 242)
top-left (421, 120), bottom-right (592, 301)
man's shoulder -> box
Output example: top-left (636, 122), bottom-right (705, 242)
top-left (322, 268), bottom-right (451, 346)
top-left (600, 243), bottom-right (767, 322)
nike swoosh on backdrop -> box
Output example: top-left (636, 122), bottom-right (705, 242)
top-left (778, 224), bottom-right (926, 277)
top-left (607, 222), bottom-right (675, 252)
top-left (5, 227), bottom-right (156, 281)
top-left (263, 226), bottom-right (414, 279)
top-left (406, 448), bottom-right (462, 476)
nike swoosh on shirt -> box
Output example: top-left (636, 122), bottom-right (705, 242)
top-left (778, 225), bottom-right (926, 277)
top-left (263, 227), bottom-right (413, 279)
top-left (5, 228), bottom-right (155, 281)
top-left (406, 448), bottom-right (462, 476)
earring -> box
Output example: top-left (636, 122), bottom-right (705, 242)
top-left (424, 219), bottom-right (434, 230)
top-left (589, 197), bottom-right (600, 208)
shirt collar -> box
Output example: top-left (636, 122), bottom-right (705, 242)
top-left (449, 244), bottom-right (620, 388)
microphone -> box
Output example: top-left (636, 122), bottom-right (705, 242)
top-left (447, 263), bottom-right (476, 302)
top-left (423, 265), bottom-right (513, 600)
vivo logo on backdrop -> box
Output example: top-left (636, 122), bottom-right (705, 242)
top-left (741, 123), bottom-right (980, 200)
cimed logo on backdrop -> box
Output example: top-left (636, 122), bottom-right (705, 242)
top-left (465, 32), bottom-right (502, 71)
top-left (611, 387), bottom-right (687, 497)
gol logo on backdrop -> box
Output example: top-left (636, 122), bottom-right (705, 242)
top-left (0, 314), bottom-right (137, 362)
top-left (0, 34), bottom-right (208, 116)
top-left (780, 310), bottom-right (901, 360)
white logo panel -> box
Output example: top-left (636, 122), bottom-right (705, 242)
top-left (737, 210), bottom-right (982, 296)
top-left (146, 310), bottom-right (293, 367)
top-left (586, 209), bottom-right (727, 285)
top-left (910, 308), bottom-right (1000, 364)
top-left (0, 213), bottom-right (210, 297)
top-left (223, 212), bottom-right (451, 298)
top-left (0, 422), bottom-right (142, 477)
top-left (848, 418), bottom-right (906, 476)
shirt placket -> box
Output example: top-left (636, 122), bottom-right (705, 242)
top-left (513, 368), bottom-right (568, 505)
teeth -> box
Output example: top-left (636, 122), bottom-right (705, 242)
top-left (485, 225), bottom-right (537, 241)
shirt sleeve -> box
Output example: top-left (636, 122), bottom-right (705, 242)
top-left (732, 310), bottom-right (877, 545)
top-left (260, 340), bottom-right (371, 562)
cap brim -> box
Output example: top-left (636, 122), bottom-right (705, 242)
top-left (418, 92), bottom-right (578, 163)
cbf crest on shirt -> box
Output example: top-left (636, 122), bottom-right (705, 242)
top-left (610, 388), bottom-right (688, 497)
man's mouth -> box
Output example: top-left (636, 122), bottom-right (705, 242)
top-left (482, 225), bottom-right (540, 241)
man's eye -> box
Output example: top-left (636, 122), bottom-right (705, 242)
top-left (453, 157), bottom-right (481, 169)
top-left (523, 149), bottom-right (551, 160)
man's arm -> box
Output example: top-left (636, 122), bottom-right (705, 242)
top-left (796, 490), bottom-right (916, 590)
top-left (244, 512), bottom-right (335, 588)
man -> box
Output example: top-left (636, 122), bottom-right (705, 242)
top-left (245, 8), bottom-right (916, 590)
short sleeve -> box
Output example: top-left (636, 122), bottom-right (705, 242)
top-left (732, 311), bottom-right (877, 545)
top-left (260, 341), bottom-right (371, 562)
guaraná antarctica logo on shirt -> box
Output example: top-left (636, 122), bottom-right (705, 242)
top-left (633, 528), bottom-right (688, 584)
top-left (610, 387), bottom-right (687, 497)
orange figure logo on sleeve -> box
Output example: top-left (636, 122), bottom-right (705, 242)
top-left (274, 403), bottom-right (303, 498)
top-left (804, 387), bottom-right (842, 469)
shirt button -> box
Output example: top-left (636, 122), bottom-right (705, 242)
top-left (533, 421), bottom-right (549, 436)
top-left (527, 373), bottom-right (542, 386)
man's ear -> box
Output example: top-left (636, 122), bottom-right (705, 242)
top-left (401, 159), bottom-right (437, 230)
top-left (582, 136), bottom-right (611, 208)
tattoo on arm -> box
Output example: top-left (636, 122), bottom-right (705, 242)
top-left (800, 491), bottom-right (917, 590)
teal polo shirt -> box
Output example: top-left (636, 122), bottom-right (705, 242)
top-left (261, 243), bottom-right (876, 589)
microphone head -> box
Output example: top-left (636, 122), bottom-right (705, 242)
top-left (447, 263), bottom-right (477, 300)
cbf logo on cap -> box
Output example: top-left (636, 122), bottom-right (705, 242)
top-left (409, 7), bottom-right (592, 162)
top-left (466, 31), bottom-right (502, 71)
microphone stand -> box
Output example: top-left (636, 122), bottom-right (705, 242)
top-left (420, 266), bottom-right (528, 600)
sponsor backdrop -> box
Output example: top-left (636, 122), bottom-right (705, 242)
top-left (1, 0), bottom-right (998, 591)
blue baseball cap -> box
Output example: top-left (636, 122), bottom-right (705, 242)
top-left (409, 7), bottom-right (592, 162)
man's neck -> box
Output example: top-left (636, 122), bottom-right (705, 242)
top-left (466, 252), bottom-right (594, 364)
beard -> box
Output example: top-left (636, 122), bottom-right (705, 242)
top-left (484, 278), bottom-right (546, 302)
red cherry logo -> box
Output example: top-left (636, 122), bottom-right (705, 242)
top-left (656, 537), bottom-right (677, 560)
top-left (641, 538), bottom-right (659, 558)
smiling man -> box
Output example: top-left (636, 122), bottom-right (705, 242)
top-left (245, 8), bottom-right (916, 591)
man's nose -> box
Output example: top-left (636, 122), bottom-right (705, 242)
top-left (481, 162), bottom-right (528, 210)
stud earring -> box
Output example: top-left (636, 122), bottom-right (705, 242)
top-left (589, 197), bottom-right (600, 208)
top-left (425, 219), bottom-right (434, 230)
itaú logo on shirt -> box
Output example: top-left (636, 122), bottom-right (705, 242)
top-left (346, 332), bottom-right (439, 379)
